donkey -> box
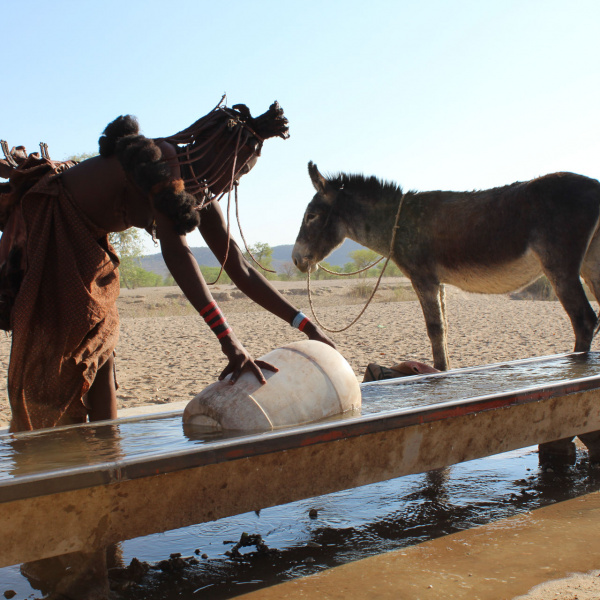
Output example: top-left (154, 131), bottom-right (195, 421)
top-left (292, 162), bottom-right (600, 371)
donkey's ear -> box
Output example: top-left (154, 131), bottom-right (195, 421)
top-left (308, 161), bottom-right (328, 195)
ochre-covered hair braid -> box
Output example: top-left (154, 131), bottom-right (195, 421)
top-left (99, 115), bottom-right (200, 235)
top-left (161, 99), bottom-right (290, 199)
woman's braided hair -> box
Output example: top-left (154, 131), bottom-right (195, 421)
top-left (98, 101), bottom-right (289, 236)
top-left (98, 115), bottom-right (200, 235)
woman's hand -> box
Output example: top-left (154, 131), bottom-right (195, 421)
top-left (219, 333), bottom-right (279, 385)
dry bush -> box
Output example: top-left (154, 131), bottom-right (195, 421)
top-left (347, 282), bottom-right (417, 302)
top-left (511, 276), bottom-right (557, 301)
top-left (510, 276), bottom-right (595, 302)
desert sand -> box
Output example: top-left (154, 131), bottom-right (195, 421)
top-left (1, 277), bottom-right (600, 598)
top-left (513, 571), bottom-right (600, 600)
top-left (0, 276), bottom-right (598, 426)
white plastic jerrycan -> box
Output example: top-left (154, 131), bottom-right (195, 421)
top-left (183, 340), bottom-right (361, 431)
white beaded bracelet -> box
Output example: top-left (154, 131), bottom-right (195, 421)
top-left (291, 311), bottom-right (309, 331)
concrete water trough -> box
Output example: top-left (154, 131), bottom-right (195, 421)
top-left (1, 352), bottom-right (600, 568)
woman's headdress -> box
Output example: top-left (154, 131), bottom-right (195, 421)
top-left (99, 98), bottom-right (289, 235)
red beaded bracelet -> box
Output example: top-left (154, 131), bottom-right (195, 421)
top-left (200, 301), bottom-right (232, 339)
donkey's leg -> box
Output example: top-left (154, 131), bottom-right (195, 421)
top-left (581, 230), bottom-right (600, 307)
top-left (439, 284), bottom-right (450, 364)
top-left (412, 281), bottom-right (449, 370)
top-left (539, 246), bottom-right (597, 462)
top-left (543, 268), bottom-right (597, 352)
top-left (570, 235), bottom-right (600, 462)
top-left (536, 208), bottom-right (600, 351)
top-left (440, 284), bottom-right (449, 339)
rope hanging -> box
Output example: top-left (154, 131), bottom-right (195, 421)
top-left (204, 126), bottom-right (277, 283)
top-left (203, 125), bottom-right (242, 285)
top-left (317, 255), bottom-right (384, 276)
top-left (235, 185), bottom-right (276, 274)
top-left (306, 192), bottom-right (406, 333)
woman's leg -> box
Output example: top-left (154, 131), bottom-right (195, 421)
top-left (86, 354), bottom-right (118, 422)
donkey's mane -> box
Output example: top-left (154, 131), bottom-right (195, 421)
top-left (329, 172), bottom-right (403, 199)
top-left (329, 172), bottom-right (530, 202)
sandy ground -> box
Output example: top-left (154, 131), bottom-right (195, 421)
top-left (1, 277), bottom-right (600, 598)
top-left (1, 276), bottom-right (598, 426)
top-left (513, 571), bottom-right (600, 600)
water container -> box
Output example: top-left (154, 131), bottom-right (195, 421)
top-left (183, 340), bottom-right (361, 431)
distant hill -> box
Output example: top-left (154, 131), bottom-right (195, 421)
top-left (139, 238), bottom-right (366, 276)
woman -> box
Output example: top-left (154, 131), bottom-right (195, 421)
top-left (2, 101), bottom-right (333, 431)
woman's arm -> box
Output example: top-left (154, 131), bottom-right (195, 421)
top-left (198, 201), bottom-right (335, 347)
top-left (153, 140), bottom-right (277, 384)
top-left (156, 209), bottom-right (277, 384)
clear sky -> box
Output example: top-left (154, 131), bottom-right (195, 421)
top-left (3, 0), bottom-right (600, 254)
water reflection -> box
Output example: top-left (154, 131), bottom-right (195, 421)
top-left (5, 423), bottom-right (124, 478)
top-left (360, 352), bottom-right (600, 414)
top-left (113, 447), bottom-right (600, 599)
top-left (1, 352), bottom-right (599, 483)
top-left (0, 415), bottom-right (234, 482)
top-left (19, 545), bottom-right (123, 599)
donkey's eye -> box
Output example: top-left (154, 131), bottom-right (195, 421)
top-left (305, 213), bottom-right (317, 224)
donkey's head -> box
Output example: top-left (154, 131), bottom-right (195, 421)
top-left (292, 162), bottom-right (347, 273)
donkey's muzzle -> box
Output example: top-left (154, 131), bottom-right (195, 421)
top-left (292, 250), bottom-right (315, 273)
